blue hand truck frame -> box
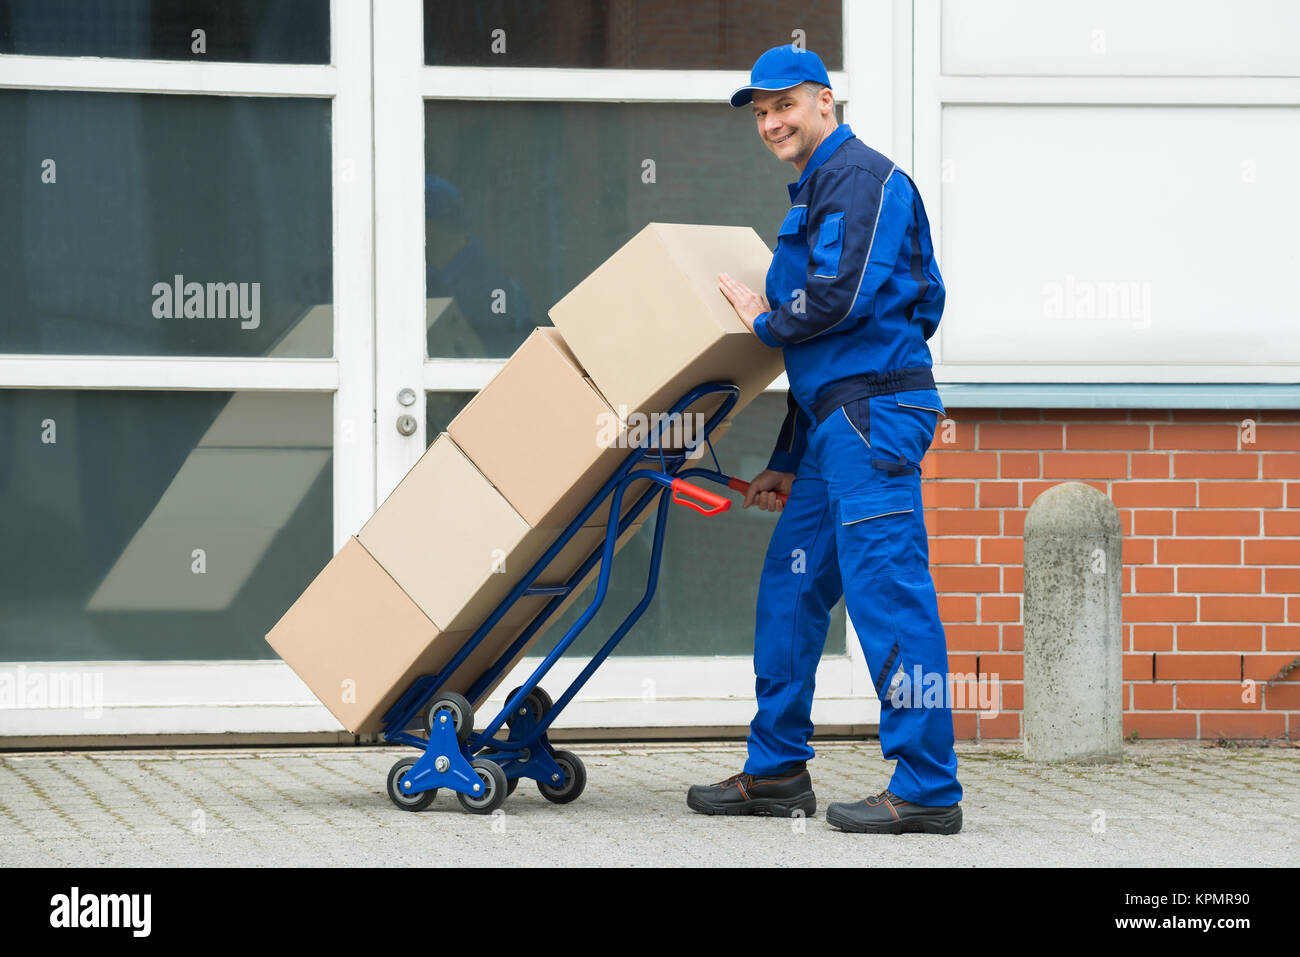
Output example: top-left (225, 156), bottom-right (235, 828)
top-left (382, 381), bottom-right (749, 813)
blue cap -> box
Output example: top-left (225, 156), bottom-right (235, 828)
top-left (729, 44), bottom-right (831, 108)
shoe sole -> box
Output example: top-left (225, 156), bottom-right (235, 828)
top-left (825, 803), bottom-right (962, 835)
top-left (686, 790), bottom-right (816, 818)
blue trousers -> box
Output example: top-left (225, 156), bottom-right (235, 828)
top-left (743, 393), bottom-right (962, 807)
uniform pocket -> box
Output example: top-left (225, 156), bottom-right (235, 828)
top-left (839, 488), bottom-right (914, 527)
top-left (893, 388), bottom-right (945, 418)
top-left (839, 398), bottom-right (871, 449)
top-left (835, 488), bottom-right (919, 581)
top-left (777, 204), bottom-right (808, 238)
top-left (867, 388), bottom-right (944, 472)
top-left (812, 211), bottom-right (845, 278)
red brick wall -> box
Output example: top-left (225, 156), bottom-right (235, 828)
top-left (924, 407), bottom-right (1300, 743)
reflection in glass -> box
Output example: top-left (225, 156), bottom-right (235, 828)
top-left (424, 0), bottom-right (842, 69)
top-left (425, 174), bottom-right (534, 357)
top-left (425, 100), bottom-right (840, 357)
top-left (0, 91), bottom-right (332, 357)
top-left (0, 391), bottom-right (332, 661)
top-left (0, 0), bottom-right (330, 63)
top-left (425, 391), bottom-right (473, 445)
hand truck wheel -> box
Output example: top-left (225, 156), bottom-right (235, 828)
top-left (504, 685), bottom-right (554, 729)
top-left (424, 690), bottom-right (474, 744)
top-left (387, 757), bottom-right (435, 812)
top-left (537, 750), bottom-right (586, 805)
top-left (457, 759), bottom-right (508, 814)
top-left (505, 777), bottom-right (519, 797)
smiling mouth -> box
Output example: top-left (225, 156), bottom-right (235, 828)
top-left (772, 131), bottom-right (794, 146)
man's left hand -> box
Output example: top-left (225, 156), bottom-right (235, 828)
top-left (718, 272), bottom-right (769, 332)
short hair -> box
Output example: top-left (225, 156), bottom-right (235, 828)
top-left (799, 80), bottom-right (830, 105)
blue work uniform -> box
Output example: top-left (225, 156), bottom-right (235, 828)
top-left (746, 123), bottom-right (961, 807)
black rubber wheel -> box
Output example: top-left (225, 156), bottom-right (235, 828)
top-left (484, 742), bottom-right (519, 796)
top-left (457, 759), bottom-right (508, 814)
top-left (504, 685), bottom-right (554, 729)
top-left (387, 758), bottom-right (436, 812)
top-left (537, 750), bottom-right (586, 804)
top-left (425, 691), bottom-right (474, 744)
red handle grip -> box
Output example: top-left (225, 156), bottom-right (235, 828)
top-left (728, 477), bottom-right (789, 505)
top-left (671, 478), bottom-right (731, 516)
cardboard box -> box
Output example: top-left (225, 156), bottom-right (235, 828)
top-left (359, 433), bottom-right (559, 632)
top-left (441, 520), bottom-right (646, 708)
top-left (448, 327), bottom-right (633, 529)
top-left (267, 523), bottom-right (649, 732)
top-left (269, 226), bottom-right (770, 729)
top-left (447, 326), bottom-right (717, 531)
top-left (548, 222), bottom-right (784, 428)
top-left (358, 432), bottom-right (658, 633)
top-left (266, 537), bottom-right (510, 734)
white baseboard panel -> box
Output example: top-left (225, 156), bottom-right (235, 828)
top-left (0, 657), bottom-right (878, 736)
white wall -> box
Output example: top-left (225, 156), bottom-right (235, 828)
top-left (918, 0), bottom-right (1300, 384)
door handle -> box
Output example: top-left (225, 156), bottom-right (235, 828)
top-left (396, 387), bottom-right (418, 435)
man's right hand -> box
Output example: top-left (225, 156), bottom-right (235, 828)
top-left (743, 470), bottom-right (795, 512)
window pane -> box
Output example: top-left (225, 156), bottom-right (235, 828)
top-left (424, 0), bottom-right (842, 69)
top-left (425, 391), bottom-right (473, 445)
top-left (0, 91), bottom-right (332, 357)
top-left (425, 99), bottom-right (841, 357)
top-left (522, 391), bottom-right (847, 657)
top-left (0, 0), bottom-right (330, 63)
top-left (0, 391), bottom-right (333, 661)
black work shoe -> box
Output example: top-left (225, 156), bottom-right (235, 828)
top-left (826, 790), bottom-right (962, 834)
top-left (686, 763), bottom-right (815, 817)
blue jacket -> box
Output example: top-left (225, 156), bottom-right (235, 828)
top-left (752, 123), bottom-right (945, 473)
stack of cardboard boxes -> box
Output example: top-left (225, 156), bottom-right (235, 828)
top-left (267, 223), bottom-right (783, 735)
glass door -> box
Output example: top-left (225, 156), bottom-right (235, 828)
top-left (0, 0), bottom-right (374, 738)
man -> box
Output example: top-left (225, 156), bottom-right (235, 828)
top-left (688, 44), bottom-right (962, 834)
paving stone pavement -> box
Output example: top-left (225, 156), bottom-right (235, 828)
top-left (0, 740), bottom-right (1296, 867)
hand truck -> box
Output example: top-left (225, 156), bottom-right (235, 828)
top-left (381, 381), bottom-right (782, 813)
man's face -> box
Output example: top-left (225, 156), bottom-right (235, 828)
top-left (751, 87), bottom-right (828, 168)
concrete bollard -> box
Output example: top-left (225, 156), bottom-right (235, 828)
top-left (1023, 481), bottom-right (1123, 763)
